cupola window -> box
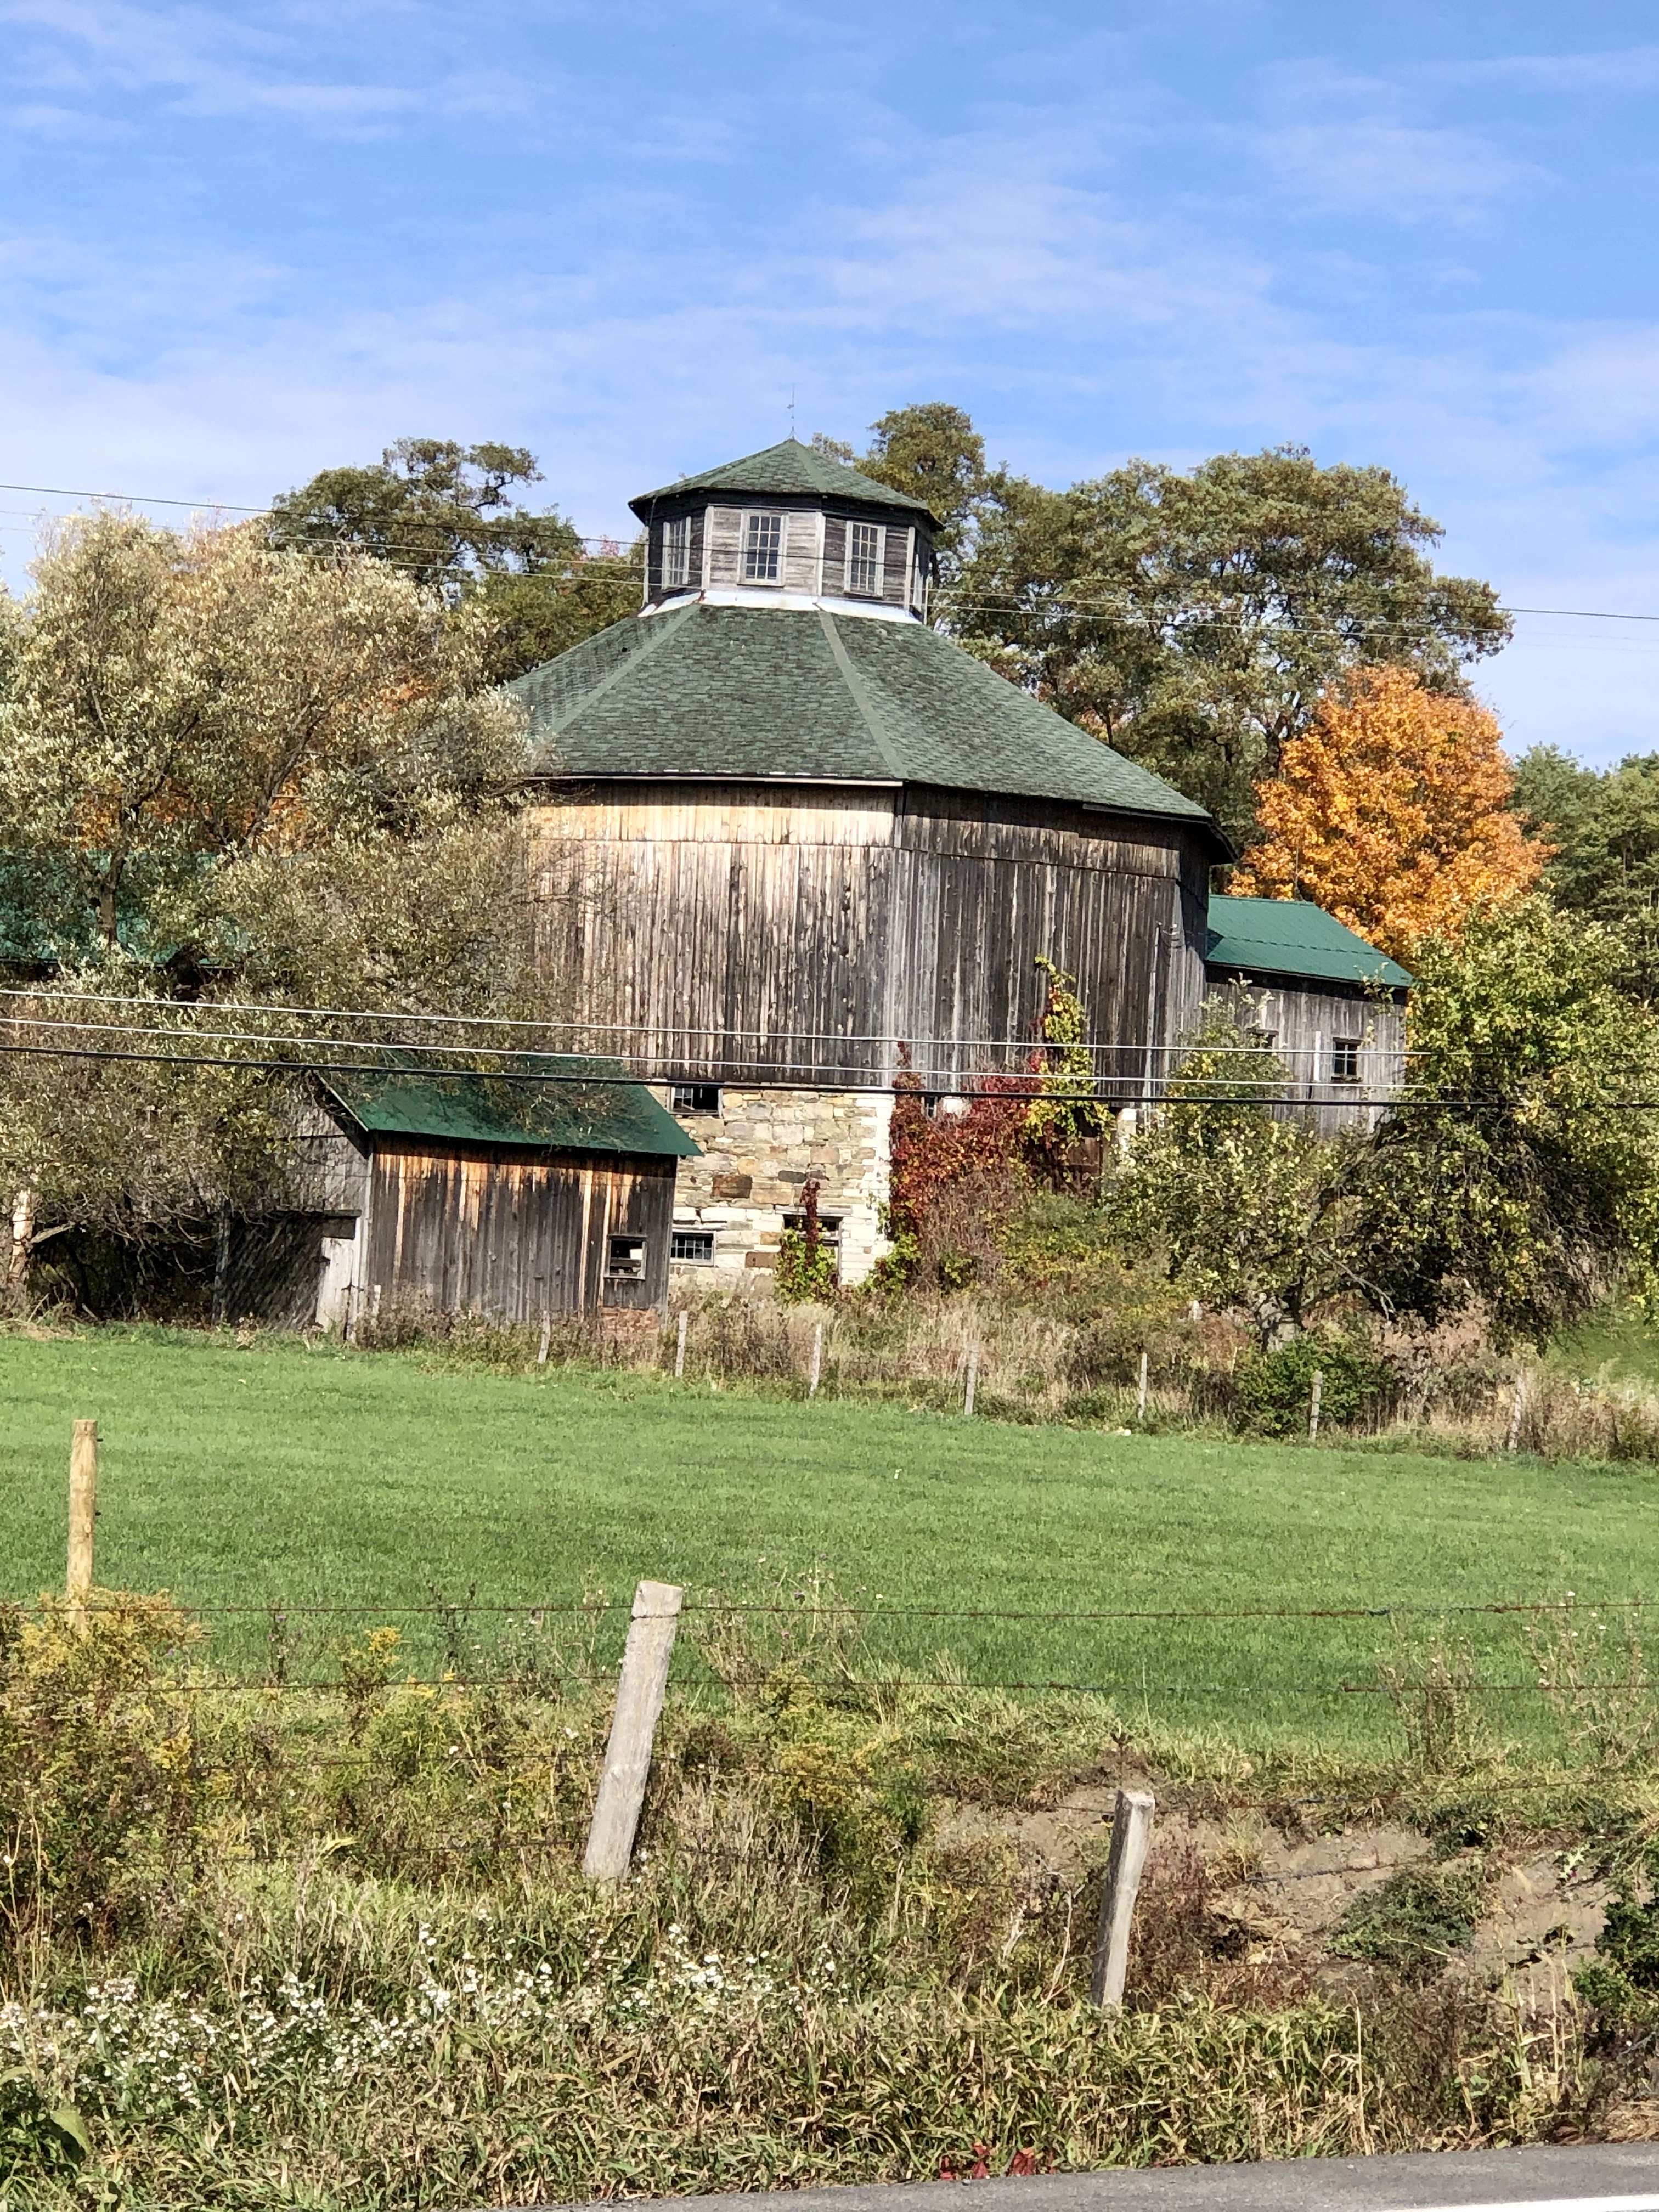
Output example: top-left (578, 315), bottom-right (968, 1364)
top-left (742, 511), bottom-right (784, 583)
top-left (663, 515), bottom-right (691, 588)
top-left (847, 520), bottom-right (884, 597)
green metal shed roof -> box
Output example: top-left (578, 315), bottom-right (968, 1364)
top-left (1205, 895), bottom-right (1411, 989)
top-left (630, 438), bottom-right (937, 524)
top-left (511, 603), bottom-right (1220, 834)
top-left (320, 1058), bottom-right (701, 1159)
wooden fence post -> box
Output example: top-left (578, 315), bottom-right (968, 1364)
top-left (1136, 1349), bottom-right (1149, 1424)
top-left (1308, 1368), bottom-right (1324, 1443)
top-left (67, 1419), bottom-right (98, 1629)
top-left (1506, 1374), bottom-right (1525, 1455)
top-left (1090, 1787), bottom-right (1155, 2008)
top-left (536, 1311), bottom-right (551, 1368)
top-left (808, 1321), bottom-right (823, 1399)
top-left (583, 1579), bottom-right (684, 1883)
top-left (963, 1345), bottom-right (979, 1419)
top-left (674, 1309), bottom-right (689, 1380)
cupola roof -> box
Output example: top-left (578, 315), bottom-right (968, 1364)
top-left (630, 437), bottom-right (938, 526)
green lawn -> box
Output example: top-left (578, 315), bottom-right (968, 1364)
top-left (2, 1325), bottom-right (1655, 1759)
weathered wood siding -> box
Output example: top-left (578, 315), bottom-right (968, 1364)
top-left (1204, 973), bottom-right (1407, 1133)
top-left (642, 501), bottom-right (933, 610)
top-left (363, 1142), bottom-right (676, 1321)
top-left (783, 511), bottom-right (821, 594)
top-left (706, 506), bottom-right (743, 585)
top-left (529, 782), bottom-right (1210, 1096)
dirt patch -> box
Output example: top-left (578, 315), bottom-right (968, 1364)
top-left (936, 1781), bottom-right (1613, 1985)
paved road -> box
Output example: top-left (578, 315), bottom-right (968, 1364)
top-left (535, 2142), bottom-right (1659, 2212)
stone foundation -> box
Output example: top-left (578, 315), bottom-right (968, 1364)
top-left (654, 1087), bottom-right (893, 1288)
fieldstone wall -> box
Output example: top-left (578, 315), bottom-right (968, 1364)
top-left (657, 1087), bottom-right (893, 1288)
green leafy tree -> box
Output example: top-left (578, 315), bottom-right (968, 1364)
top-left (0, 512), bottom-right (525, 967)
top-left (951, 445), bottom-right (1509, 839)
top-left (269, 438), bottom-right (642, 682)
top-left (1355, 898), bottom-right (1659, 1346)
top-left (1514, 745), bottom-right (1659, 1002)
top-left (0, 513), bottom-right (548, 1301)
top-left (859, 405), bottom-right (990, 573)
top-left (1107, 1007), bottom-right (1364, 1345)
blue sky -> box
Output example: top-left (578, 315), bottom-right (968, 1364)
top-left (5, 1), bottom-right (1659, 761)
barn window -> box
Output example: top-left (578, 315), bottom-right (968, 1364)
top-left (847, 521), bottom-right (883, 596)
top-left (606, 1235), bottom-right (647, 1279)
top-left (671, 1082), bottom-right (720, 1115)
top-left (671, 1228), bottom-right (716, 1264)
top-left (783, 1209), bottom-right (843, 1250)
top-left (742, 511), bottom-right (784, 583)
top-left (1331, 1037), bottom-right (1362, 1085)
top-left (663, 515), bottom-right (691, 588)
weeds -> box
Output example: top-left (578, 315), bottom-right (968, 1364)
top-left (1528, 1600), bottom-right (1659, 1771)
top-left (0, 1584), bottom-right (1652, 2199)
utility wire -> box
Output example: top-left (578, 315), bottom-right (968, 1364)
top-left (14, 474), bottom-right (1659, 628)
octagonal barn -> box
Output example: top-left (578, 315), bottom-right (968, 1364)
top-left (511, 439), bottom-right (1227, 1285)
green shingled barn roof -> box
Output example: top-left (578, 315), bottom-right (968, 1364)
top-left (1205, 895), bottom-right (1411, 988)
top-left (510, 603), bottom-right (1220, 832)
top-left (630, 438), bottom-right (938, 524)
top-left (320, 1058), bottom-right (701, 1159)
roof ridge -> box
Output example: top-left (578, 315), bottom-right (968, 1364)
top-left (551, 603), bottom-right (691, 736)
top-left (815, 608), bottom-right (908, 782)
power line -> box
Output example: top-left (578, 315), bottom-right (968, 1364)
top-left (11, 475), bottom-right (1659, 627)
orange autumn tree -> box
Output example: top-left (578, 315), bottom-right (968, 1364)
top-left (1232, 665), bottom-right (1545, 962)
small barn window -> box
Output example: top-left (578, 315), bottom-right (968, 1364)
top-left (606, 1235), bottom-right (647, 1279)
top-left (1331, 1038), bottom-right (1362, 1085)
top-left (742, 511), bottom-right (783, 583)
top-left (671, 1228), bottom-right (716, 1264)
top-left (847, 520), bottom-right (883, 596)
top-left (783, 1209), bottom-right (842, 1250)
top-left (671, 1082), bottom-right (720, 1115)
top-left (663, 515), bottom-right (691, 588)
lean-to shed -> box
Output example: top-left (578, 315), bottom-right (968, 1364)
top-left (220, 1062), bottom-right (699, 1333)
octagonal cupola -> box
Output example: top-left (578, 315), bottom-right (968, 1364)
top-left (629, 437), bottom-right (939, 620)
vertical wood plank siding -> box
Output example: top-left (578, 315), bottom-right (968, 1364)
top-left (364, 1142), bottom-right (676, 1321)
top-left (530, 783), bottom-right (1210, 1093)
top-left (1205, 975), bottom-right (1407, 1133)
top-left (822, 515), bottom-right (846, 591)
top-left (881, 526), bottom-right (909, 606)
top-left (783, 512), bottom-right (820, 593)
top-left (707, 507), bottom-right (742, 584)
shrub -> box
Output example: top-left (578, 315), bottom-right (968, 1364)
top-left (1235, 1335), bottom-right (1385, 1437)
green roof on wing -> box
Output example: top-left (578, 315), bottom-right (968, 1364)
top-left (1205, 895), bottom-right (1411, 989)
top-left (510, 603), bottom-right (1220, 830)
top-left (629, 437), bottom-right (937, 524)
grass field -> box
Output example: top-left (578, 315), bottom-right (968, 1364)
top-left (3, 1323), bottom-right (1657, 1760)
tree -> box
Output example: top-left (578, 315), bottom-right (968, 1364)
top-left (1106, 1007), bottom-right (1364, 1344)
top-left (1354, 898), bottom-right (1659, 1346)
top-left (0, 978), bottom-right (302, 1308)
top-left (269, 438), bottom-right (642, 683)
top-left (1514, 746), bottom-right (1659, 1003)
top-left (0, 514), bottom-right (546, 1305)
top-left (0, 513), bottom-right (526, 969)
top-left (1232, 666), bottom-right (1546, 962)
top-left (951, 445), bottom-right (1509, 839)
top-left (859, 405), bottom-right (990, 572)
